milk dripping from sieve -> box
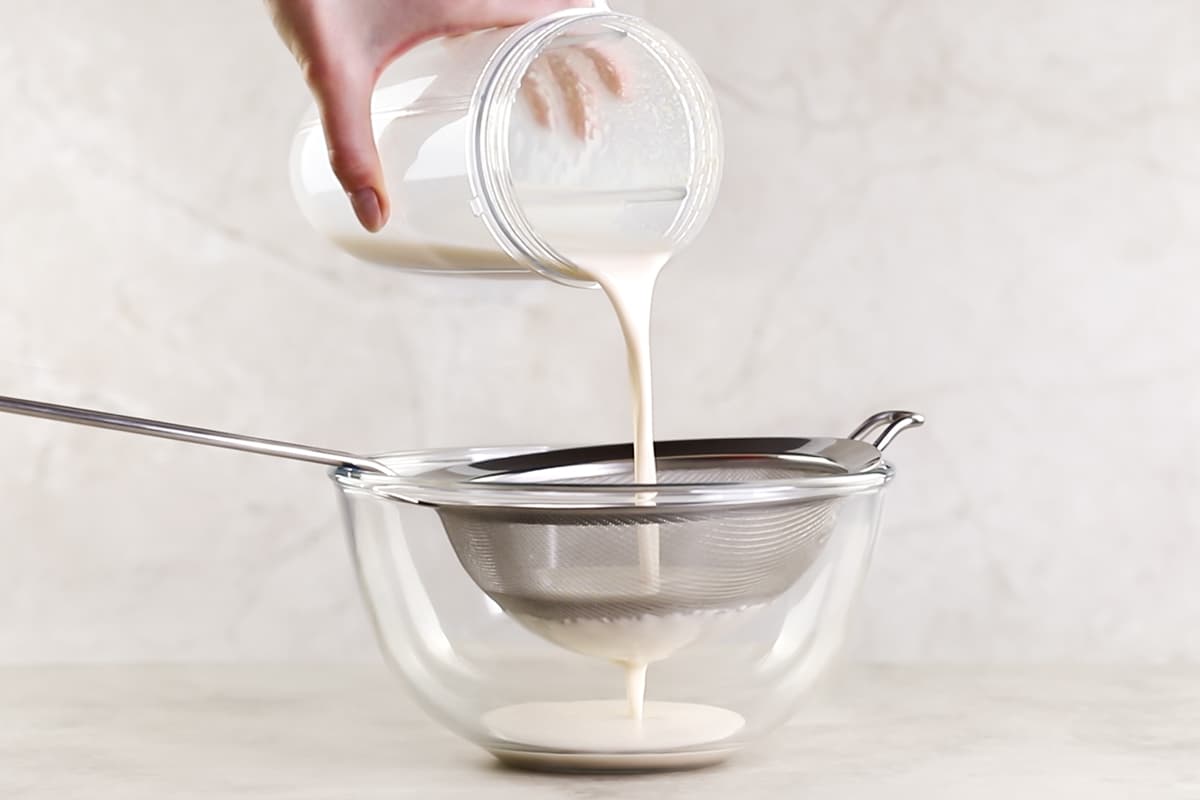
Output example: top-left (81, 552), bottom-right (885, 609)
top-left (289, 1), bottom-right (723, 285)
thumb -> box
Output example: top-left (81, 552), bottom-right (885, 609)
top-left (309, 64), bottom-right (389, 232)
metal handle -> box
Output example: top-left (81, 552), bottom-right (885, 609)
top-left (849, 410), bottom-right (925, 452)
top-left (0, 394), bottom-right (392, 476)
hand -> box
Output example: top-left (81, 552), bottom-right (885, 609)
top-left (521, 41), bottom-right (625, 140)
top-left (266, 0), bottom-right (620, 233)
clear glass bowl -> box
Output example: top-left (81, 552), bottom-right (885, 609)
top-left (332, 444), bottom-right (897, 772)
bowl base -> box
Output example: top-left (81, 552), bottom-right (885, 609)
top-left (488, 745), bottom-right (740, 773)
top-left (480, 699), bottom-right (745, 772)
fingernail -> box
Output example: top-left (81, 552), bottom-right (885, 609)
top-left (349, 188), bottom-right (384, 232)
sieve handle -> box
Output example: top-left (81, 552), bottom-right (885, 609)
top-left (0, 394), bottom-right (392, 475)
top-left (850, 410), bottom-right (925, 452)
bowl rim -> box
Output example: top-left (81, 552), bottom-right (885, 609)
top-left (330, 439), bottom-right (896, 510)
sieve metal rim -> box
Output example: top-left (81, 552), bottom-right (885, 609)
top-left (331, 412), bottom-right (922, 509)
top-left (332, 441), bottom-right (895, 511)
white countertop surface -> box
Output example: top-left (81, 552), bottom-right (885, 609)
top-left (1, 665), bottom-right (1196, 798)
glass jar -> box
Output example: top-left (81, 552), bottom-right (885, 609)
top-left (289, 4), bottom-right (723, 286)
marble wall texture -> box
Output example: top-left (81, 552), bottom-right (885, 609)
top-left (1, 0), bottom-right (1198, 663)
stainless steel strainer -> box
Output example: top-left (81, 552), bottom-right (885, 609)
top-left (416, 412), bottom-right (923, 623)
top-left (0, 395), bottom-right (921, 627)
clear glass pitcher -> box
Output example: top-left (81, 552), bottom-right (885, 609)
top-left (289, 3), bottom-right (723, 286)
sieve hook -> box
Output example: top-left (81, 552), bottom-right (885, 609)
top-left (849, 410), bottom-right (924, 452)
top-left (0, 394), bottom-right (393, 476)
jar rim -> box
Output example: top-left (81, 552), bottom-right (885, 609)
top-left (467, 9), bottom-right (723, 288)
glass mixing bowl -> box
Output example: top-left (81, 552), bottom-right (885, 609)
top-left (332, 412), bottom-right (921, 772)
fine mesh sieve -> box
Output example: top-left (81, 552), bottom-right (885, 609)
top-left (418, 413), bottom-right (924, 625)
top-left (0, 395), bottom-right (922, 630)
top-left (436, 460), bottom-right (841, 621)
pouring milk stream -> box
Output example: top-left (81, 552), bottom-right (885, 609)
top-left (291, 9), bottom-right (728, 753)
top-left (569, 247), bottom-right (667, 720)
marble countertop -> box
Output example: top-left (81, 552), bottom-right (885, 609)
top-left (1, 665), bottom-right (1196, 798)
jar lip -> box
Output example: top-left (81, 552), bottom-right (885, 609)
top-left (467, 9), bottom-right (723, 289)
top-left (468, 8), bottom-right (612, 288)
